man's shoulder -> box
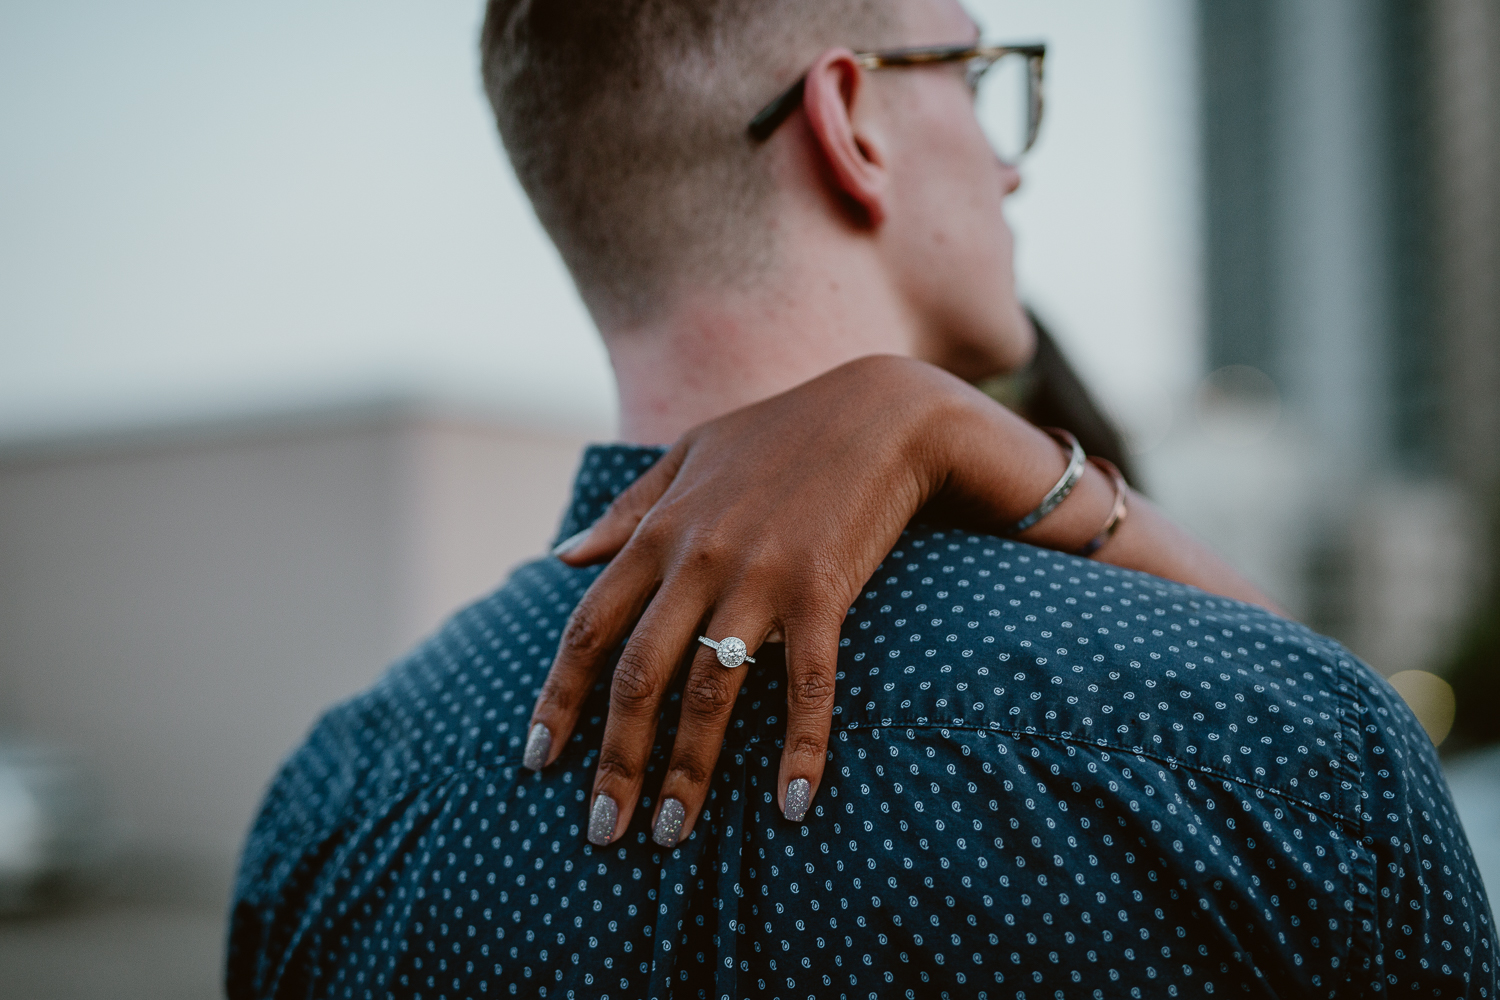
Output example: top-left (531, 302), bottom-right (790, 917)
top-left (335, 554), bottom-right (596, 767)
top-left (235, 555), bottom-right (588, 875)
top-left (837, 526), bottom-right (1368, 823)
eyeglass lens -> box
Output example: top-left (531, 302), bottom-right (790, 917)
top-left (973, 52), bottom-right (1040, 162)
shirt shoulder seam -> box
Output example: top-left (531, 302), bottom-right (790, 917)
top-left (823, 719), bottom-right (1362, 834)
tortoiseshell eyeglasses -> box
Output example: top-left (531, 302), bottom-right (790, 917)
top-left (748, 42), bottom-right (1047, 162)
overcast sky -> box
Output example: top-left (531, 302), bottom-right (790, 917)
top-left (0, 0), bottom-right (1198, 445)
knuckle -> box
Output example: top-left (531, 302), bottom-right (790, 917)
top-left (665, 759), bottom-right (714, 790)
top-left (629, 520), bottom-right (664, 552)
top-left (609, 477), bottom-right (653, 516)
top-left (608, 652), bottom-right (659, 713)
top-left (681, 528), bottom-right (732, 570)
top-left (593, 747), bottom-right (639, 785)
top-left (534, 676), bottom-right (579, 716)
top-left (782, 598), bottom-right (847, 633)
top-left (559, 605), bottom-right (609, 661)
top-left (788, 668), bottom-right (838, 709)
top-left (630, 509), bottom-right (681, 555)
top-left (681, 668), bottom-right (738, 718)
top-left (786, 733), bottom-right (828, 762)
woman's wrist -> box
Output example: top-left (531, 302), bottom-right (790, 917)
top-left (930, 374), bottom-right (1282, 612)
top-left (922, 378), bottom-right (1117, 548)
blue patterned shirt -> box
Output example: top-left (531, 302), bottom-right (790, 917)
top-left (228, 444), bottom-right (1497, 999)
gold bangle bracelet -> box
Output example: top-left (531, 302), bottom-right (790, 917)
top-left (1076, 456), bottom-right (1128, 557)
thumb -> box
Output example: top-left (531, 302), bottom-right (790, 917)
top-left (553, 444), bottom-right (685, 565)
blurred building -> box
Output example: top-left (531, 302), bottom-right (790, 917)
top-left (0, 405), bottom-right (583, 870)
top-left (0, 407), bottom-right (584, 997)
top-left (1171, 0), bottom-right (1500, 722)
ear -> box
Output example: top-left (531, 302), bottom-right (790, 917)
top-left (800, 48), bottom-right (889, 227)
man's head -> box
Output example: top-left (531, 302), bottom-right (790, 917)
top-left (480, 0), bottom-right (1034, 380)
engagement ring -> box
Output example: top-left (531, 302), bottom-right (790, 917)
top-left (697, 635), bottom-right (754, 668)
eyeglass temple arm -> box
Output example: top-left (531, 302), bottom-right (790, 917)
top-left (748, 77), bottom-right (807, 142)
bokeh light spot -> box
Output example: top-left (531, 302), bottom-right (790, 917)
top-left (1387, 670), bottom-right (1456, 747)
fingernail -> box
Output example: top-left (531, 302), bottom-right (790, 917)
top-left (653, 798), bottom-right (685, 848)
top-left (522, 723), bottom-right (551, 771)
top-left (587, 793), bottom-right (617, 845)
top-left (551, 527), bottom-right (592, 557)
top-left (784, 778), bottom-right (811, 823)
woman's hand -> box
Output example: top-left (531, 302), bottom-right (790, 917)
top-left (524, 354), bottom-right (1277, 849)
top-left (527, 356), bottom-right (958, 849)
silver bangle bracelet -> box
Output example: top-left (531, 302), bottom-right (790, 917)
top-left (1007, 427), bottom-right (1086, 535)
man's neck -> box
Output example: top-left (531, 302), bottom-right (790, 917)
top-left (605, 256), bottom-right (919, 445)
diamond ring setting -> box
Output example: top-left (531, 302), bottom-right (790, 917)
top-left (697, 635), bottom-right (754, 668)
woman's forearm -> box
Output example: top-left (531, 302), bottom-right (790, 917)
top-left (930, 375), bottom-right (1285, 616)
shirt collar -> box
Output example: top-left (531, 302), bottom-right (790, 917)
top-left (554, 444), bottom-right (670, 546)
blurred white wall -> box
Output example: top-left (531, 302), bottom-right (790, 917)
top-left (0, 411), bottom-right (584, 869)
top-left (0, 0), bottom-right (1200, 452)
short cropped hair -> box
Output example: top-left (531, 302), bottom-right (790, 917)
top-left (480, 0), bottom-right (895, 328)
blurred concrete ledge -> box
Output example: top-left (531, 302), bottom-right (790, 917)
top-left (0, 400), bottom-right (589, 927)
top-left (0, 900), bottom-right (226, 1000)
top-left (0, 848), bottom-right (239, 1000)
top-left (94, 849), bottom-right (237, 911)
top-left (0, 388), bottom-right (607, 464)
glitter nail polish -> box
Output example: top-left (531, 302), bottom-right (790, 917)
top-left (587, 793), bottom-right (617, 846)
top-left (784, 778), bottom-right (811, 822)
top-left (653, 798), bottom-right (685, 848)
top-left (551, 527), bottom-right (592, 557)
top-left (522, 723), bottom-right (551, 771)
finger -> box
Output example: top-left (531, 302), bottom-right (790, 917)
top-left (776, 611), bottom-right (844, 823)
top-left (587, 586), bottom-right (706, 845)
top-left (524, 548), bottom-right (659, 772)
top-left (554, 443), bottom-right (686, 565)
top-left (650, 602), bottom-right (770, 849)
